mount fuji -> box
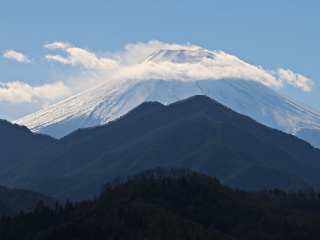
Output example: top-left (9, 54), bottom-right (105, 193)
top-left (14, 49), bottom-right (320, 148)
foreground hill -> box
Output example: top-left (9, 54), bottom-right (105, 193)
top-left (14, 49), bottom-right (320, 148)
top-left (2, 169), bottom-right (320, 240)
top-left (0, 119), bottom-right (55, 170)
top-left (0, 184), bottom-right (56, 217)
top-left (2, 96), bottom-right (320, 200)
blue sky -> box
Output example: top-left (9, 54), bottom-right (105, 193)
top-left (1, 0), bottom-right (320, 121)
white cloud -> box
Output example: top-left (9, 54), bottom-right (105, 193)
top-left (44, 41), bottom-right (72, 50)
top-left (45, 54), bottom-right (70, 65)
top-left (3, 50), bottom-right (32, 63)
top-left (277, 68), bottom-right (313, 92)
top-left (44, 40), bottom-right (314, 92)
top-left (0, 81), bottom-right (72, 104)
top-left (45, 43), bottom-right (119, 70)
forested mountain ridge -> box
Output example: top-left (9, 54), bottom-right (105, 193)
top-left (1, 96), bottom-right (320, 201)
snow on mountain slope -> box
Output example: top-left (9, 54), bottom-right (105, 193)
top-left (14, 49), bottom-right (320, 148)
top-left (141, 48), bottom-right (215, 63)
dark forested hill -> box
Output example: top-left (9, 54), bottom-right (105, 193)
top-left (0, 119), bottom-right (55, 170)
top-left (0, 184), bottom-right (56, 217)
top-left (1, 96), bottom-right (320, 200)
top-left (2, 169), bottom-right (320, 240)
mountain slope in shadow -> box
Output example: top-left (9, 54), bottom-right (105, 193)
top-left (1, 96), bottom-right (320, 200)
top-left (0, 119), bottom-right (55, 170)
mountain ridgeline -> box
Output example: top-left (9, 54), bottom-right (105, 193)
top-left (1, 95), bottom-right (320, 201)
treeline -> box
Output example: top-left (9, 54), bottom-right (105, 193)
top-left (2, 168), bottom-right (320, 239)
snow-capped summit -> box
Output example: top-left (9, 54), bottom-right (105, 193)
top-left (142, 48), bottom-right (214, 63)
top-left (14, 48), bottom-right (320, 148)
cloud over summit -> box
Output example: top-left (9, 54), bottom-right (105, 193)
top-left (0, 40), bottom-right (314, 108)
top-left (44, 40), bottom-right (314, 92)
